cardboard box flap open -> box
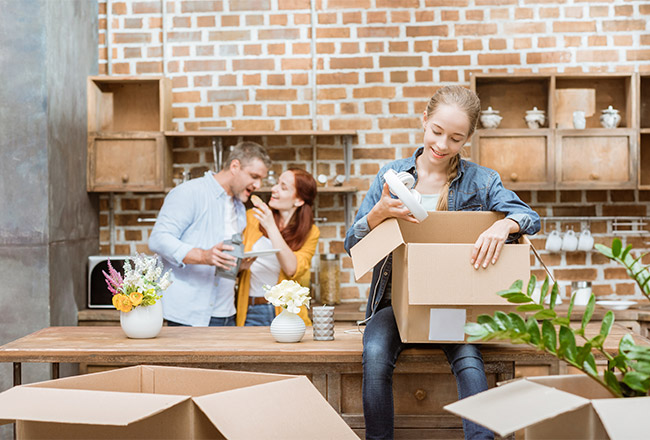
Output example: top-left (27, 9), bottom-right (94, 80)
top-left (0, 386), bottom-right (187, 426)
top-left (194, 376), bottom-right (357, 440)
top-left (444, 379), bottom-right (590, 437)
top-left (350, 219), bottom-right (405, 280)
top-left (592, 398), bottom-right (650, 439)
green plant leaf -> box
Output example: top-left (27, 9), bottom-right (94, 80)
top-left (516, 304), bottom-right (545, 312)
top-left (527, 275), bottom-right (537, 297)
top-left (464, 322), bottom-right (489, 339)
top-left (567, 291), bottom-right (576, 321)
top-left (542, 320), bottom-right (557, 354)
top-left (582, 293), bottom-right (596, 331)
top-left (604, 370), bottom-right (623, 397)
top-left (508, 313), bottom-right (527, 334)
top-left (549, 282), bottom-right (559, 310)
top-left (577, 343), bottom-right (592, 366)
top-left (477, 315), bottom-right (497, 332)
top-left (534, 309), bottom-right (557, 320)
top-left (609, 354), bottom-right (628, 372)
top-left (526, 318), bottom-right (541, 346)
top-left (558, 326), bottom-right (577, 362)
top-left (611, 238), bottom-right (622, 257)
top-left (622, 371), bottom-right (650, 394)
top-left (509, 279), bottom-right (523, 291)
top-left (539, 276), bottom-right (550, 305)
top-left (594, 243), bottom-right (613, 259)
top-left (583, 353), bottom-right (598, 377)
top-left (599, 310), bottom-right (614, 339)
top-left (553, 317), bottom-right (570, 327)
top-left (493, 311), bottom-right (511, 330)
top-left (502, 293), bottom-right (534, 303)
top-left (620, 244), bottom-right (633, 261)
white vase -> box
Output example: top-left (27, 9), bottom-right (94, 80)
top-left (120, 301), bottom-right (163, 339)
top-left (270, 309), bottom-right (306, 343)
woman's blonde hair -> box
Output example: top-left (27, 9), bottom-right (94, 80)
top-left (424, 86), bottom-right (481, 211)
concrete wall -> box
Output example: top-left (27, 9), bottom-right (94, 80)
top-left (0, 0), bottom-right (98, 437)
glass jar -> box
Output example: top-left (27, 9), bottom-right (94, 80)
top-left (319, 254), bottom-right (340, 305)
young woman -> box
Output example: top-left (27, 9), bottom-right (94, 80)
top-left (344, 85), bottom-right (541, 440)
top-left (236, 168), bottom-right (320, 326)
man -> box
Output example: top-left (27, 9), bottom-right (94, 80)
top-left (149, 141), bottom-right (271, 326)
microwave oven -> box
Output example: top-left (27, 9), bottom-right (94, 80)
top-left (87, 256), bottom-right (130, 308)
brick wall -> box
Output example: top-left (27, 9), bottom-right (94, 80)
top-left (97, 0), bottom-right (650, 304)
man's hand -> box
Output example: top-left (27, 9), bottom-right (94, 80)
top-left (201, 242), bottom-right (238, 269)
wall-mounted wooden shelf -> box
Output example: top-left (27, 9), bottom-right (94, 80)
top-left (471, 72), bottom-right (640, 190)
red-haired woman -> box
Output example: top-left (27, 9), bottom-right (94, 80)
top-left (236, 168), bottom-right (319, 326)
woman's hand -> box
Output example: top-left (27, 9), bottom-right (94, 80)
top-left (251, 197), bottom-right (279, 234)
top-left (367, 183), bottom-right (420, 230)
top-left (470, 218), bottom-right (520, 269)
top-left (239, 256), bottom-right (257, 271)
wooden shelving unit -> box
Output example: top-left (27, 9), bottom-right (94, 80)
top-left (471, 73), bottom-right (639, 190)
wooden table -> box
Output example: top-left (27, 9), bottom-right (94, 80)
top-left (0, 324), bottom-right (646, 439)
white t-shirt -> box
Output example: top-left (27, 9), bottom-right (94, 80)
top-left (212, 196), bottom-right (241, 317)
top-left (249, 236), bottom-right (282, 298)
top-left (420, 193), bottom-right (440, 212)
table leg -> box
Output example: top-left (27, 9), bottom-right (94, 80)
top-left (51, 363), bottom-right (59, 380)
top-left (13, 363), bottom-right (21, 386)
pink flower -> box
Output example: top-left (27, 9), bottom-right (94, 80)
top-left (102, 259), bottom-right (123, 296)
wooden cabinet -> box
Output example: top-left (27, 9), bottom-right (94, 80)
top-left (471, 73), bottom-right (639, 190)
top-left (87, 133), bottom-right (172, 192)
top-left (639, 74), bottom-right (650, 189)
top-left (86, 76), bottom-right (173, 192)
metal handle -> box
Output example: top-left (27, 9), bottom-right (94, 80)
top-left (414, 389), bottom-right (427, 401)
top-left (589, 173), bottom-right (600, 180)
top-left (121, 174), bottom-right (129, 183)
top-left (510, 172), bottom-right (518, 182)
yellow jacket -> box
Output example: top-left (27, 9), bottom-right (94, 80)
top-left (236, 209), bottom-right (320, 326)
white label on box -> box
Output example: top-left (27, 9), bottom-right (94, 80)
top-left (429, 308), bottom-right (467, 341)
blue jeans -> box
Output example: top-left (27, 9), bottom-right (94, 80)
top-left (166, 314), bottom-right (236, 327)
top-left (362, 306), bottom-right (494, 440)
top-left (245, 304), bottom-right (276, 326)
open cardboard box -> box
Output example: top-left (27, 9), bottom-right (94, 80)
top-left (0, 365), bottom-right (357, 439)
top-left (350, 212), bottom-right (531, 343)
top-left (445, 373), bottom-right (650, 439)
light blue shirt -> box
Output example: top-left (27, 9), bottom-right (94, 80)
top-left (148, 171), bottom-right (246, 326)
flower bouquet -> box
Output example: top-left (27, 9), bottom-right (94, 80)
top-left (264, 280), bottom-right (310, 343)
top-left (103, 254), bottom-right (172, 339)
top-left (103, 253), bottom-right (172, 312)
top-left (264, 280), bottom-right (310, 314)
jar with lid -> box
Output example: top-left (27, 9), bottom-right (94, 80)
top-left (571, 281), bottom-right (592, 306)
top-left (265, 170), bottom-right (278, 187)
top-left (319, 254), bottom-right (341, 304)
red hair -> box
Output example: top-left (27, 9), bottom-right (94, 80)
top-left (260, 168), bottom-right (316, 251)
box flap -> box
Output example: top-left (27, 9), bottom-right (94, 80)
top-left (350, 219), bottom-right (404, 280)
top-left (592, 397), bottom-right (650, 439)
top-left (444, 379), bottom-right (590, 437)
top-left (0, 386), bottom-right (187, 426)
top-left (195, 376), bottom-right (357, 439)
top-left (407, 243), bottom-right (529, 305)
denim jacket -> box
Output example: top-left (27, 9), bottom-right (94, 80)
top-left (344, 147), bottom-right (541, 321)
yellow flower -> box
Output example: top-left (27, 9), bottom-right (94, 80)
top-left (129, 291), bottom-right (143, 306)
top-left (113, 294), bottom-right (132, 312)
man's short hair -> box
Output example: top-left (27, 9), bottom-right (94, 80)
top-left (224, 141), bottom-right (272, 170)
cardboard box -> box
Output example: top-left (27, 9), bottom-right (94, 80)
top-left (350, 212), bottom-right (531, 343)
top-left (0, 365), bottom-right (358, 439)
top-left (444, 373), bottom-right (650, 439)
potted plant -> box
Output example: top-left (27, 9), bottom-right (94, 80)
top-left (103, 253), bottom-right (172, 339)
top-left (465, 238), bottom-right (650, 397)
top-left (264, 280), bottom-right (311, 343)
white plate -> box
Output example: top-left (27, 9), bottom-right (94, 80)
top-left (596, 300), bottom-right (637, 311)
top-left (383, 169), bottom-right (428, 222)
top-left (243, 249), bottom-right (280, 258)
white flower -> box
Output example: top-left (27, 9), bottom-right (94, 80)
top-left (264, 280), bottom-right (310, 314)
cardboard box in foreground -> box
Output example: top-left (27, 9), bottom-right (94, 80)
top-left (445, 373), bottom-right (650, 439)
top-left (0, 365), bottom-right (357, 439)
top-left (350, 212), bottom-right (531, 343)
